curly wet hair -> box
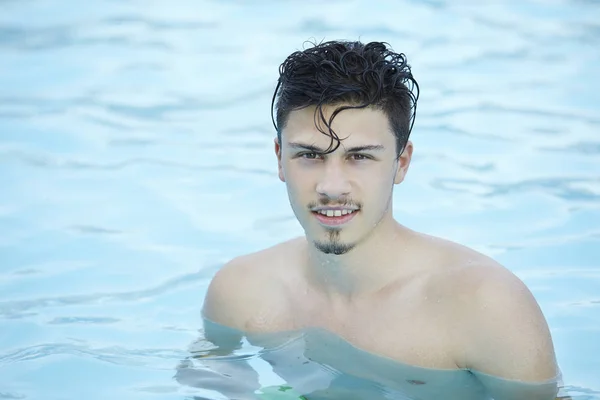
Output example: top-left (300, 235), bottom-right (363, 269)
top-left (271, 40), bottom-right (419, 157)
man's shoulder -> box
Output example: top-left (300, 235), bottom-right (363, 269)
top-left (441, 254), bottom-right (541, 322)
top-left (201, 237), bottom-right (304, 332)
top-left (216, 236), bottom-right (305, 279)
top-left (222, 235), bottom-right (304, 269)
top-left (421, 235), bottom-right (546, 327)
top-left (421, 237), bottom-right (558, 381)
top-left (412, 232), bottom-right (522, 292)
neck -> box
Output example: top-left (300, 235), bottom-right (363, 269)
top-left (304, 213), bottom-right (416, 300)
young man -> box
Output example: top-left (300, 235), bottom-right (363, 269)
top-left (201, 40), bottom-right (561, 399)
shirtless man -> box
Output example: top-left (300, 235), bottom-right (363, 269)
top-left (201, 40), bottom-right (561, 399)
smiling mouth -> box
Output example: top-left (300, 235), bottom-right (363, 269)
top-left (311, 209), bottom-right (358, 226)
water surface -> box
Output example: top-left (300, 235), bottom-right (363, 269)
top-left (1, 0), bottom-right (599, 398)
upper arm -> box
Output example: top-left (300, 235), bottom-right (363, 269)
top-left (460, 266), bottom-right (559, 393)
top-left (202, 254), bottom-right (289, 336)
top-left (202, 256), bottom-right (259, 331)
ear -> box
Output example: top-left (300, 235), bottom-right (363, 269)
top-left (274, 137), bottom-right (285, 182)
top-left (394, 140), bottom-right (413, 185)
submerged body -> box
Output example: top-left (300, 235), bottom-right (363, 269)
top-left (201, 234), bottom-right (560, 400)
top-left (191, 319), bottom-right (560, 400)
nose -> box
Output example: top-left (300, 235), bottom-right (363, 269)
top-left (315, 160), bottom-right (351, 200)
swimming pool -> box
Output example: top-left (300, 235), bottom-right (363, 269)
top-left (1, 0), bottom-right (599, 398)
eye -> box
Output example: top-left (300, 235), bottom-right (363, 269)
top-left (350, 153), bottom-right (371, 161)
top-left (299, 152), bottom-right (321, 160)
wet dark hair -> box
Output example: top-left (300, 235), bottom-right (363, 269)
top-left (271, 40), bottom-right (419, 157)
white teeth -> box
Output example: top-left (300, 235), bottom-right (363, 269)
top-left (317, 209), bottom-right (356, 217)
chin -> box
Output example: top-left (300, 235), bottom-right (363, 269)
top-left (306, 229), bottom-right (356, 255)
top-left (313, 239), bottom-right (356, 255)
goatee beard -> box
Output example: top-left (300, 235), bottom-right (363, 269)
top-left (313, 229), bottom-right (355, 255)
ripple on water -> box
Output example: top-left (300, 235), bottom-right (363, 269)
top-left (0, 0), bottom-right (599, 398)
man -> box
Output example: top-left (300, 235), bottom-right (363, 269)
top-left (200, 40), bottom-right (562, 399)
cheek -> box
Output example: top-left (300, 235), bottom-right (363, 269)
top-left (285, 171), bottom-right (305, 191)
top-left (363, 165), bottom-right (394, 185)
top-left (361, 173), bottom-right (395, 203)
top-left (283, 171), bottom-right (311, 204)
top-left (284, 163), bottom-right (316, 188)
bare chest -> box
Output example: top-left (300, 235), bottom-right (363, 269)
top-left (284, 293), bottom-right (460, 370)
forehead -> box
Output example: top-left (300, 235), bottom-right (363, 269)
top-left (281, 105), bottom-right (394, 147)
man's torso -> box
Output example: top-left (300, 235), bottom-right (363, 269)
top-left (237, 233), bottom-right (491, 371)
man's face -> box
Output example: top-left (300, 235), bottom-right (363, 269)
top-left (275, 105), bottom-right (412, 255)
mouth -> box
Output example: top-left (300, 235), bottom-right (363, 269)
top-left (311, 208), bottom-right (359, 226)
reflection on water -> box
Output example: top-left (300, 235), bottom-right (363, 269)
top-left (0, 0), bottom-right (599, 399)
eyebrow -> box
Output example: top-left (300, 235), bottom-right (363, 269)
top-left (287, 142), bottom-right (385, 153)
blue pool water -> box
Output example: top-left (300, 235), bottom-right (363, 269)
top-left (1, 0), bottom-right (599, 398)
